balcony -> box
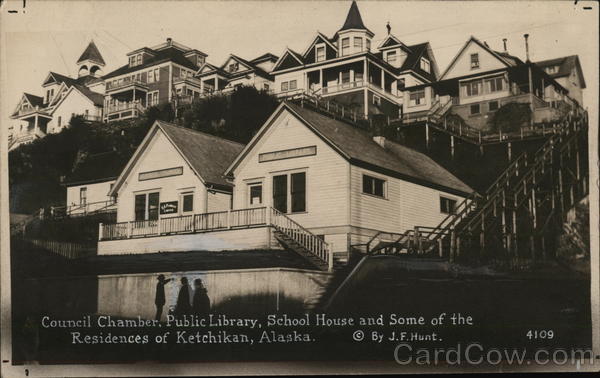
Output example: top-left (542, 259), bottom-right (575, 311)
top-left (322, 80), bottom-right (365, 95)
top-left (12, 105), bottom-right (51, 120)
top-left (173, 76), bottom-right (203, 89)
top-left (106, 78), bottom-right (149, 93)
top-left (105, 101), bottom-right (145, 122)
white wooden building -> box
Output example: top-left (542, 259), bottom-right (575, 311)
top-left (225, 102), bottom-right (474, 254)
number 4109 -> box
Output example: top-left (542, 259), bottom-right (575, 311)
top-left (526, 330), bottom-right (554, 339)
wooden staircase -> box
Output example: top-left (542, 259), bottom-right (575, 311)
top-left (369, 114), bottom-right (588, 264)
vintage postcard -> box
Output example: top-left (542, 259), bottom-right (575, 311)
top-left (0, 0), bottom-right (598, 376)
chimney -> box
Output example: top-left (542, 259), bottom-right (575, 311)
top-left (502, 38), bottom-right (508, 53)
top-left (523, 34), bottom-right (530, 62)
top-left (167, 37), bottom-right (172, 46)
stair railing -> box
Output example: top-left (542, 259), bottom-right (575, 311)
top-left (269, 207), bottom-right (332, 271)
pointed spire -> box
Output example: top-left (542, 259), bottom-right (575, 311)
top-left (338, 1), bottom-right (372, 35)
top-left (77, 40), bottom-right (106, 66)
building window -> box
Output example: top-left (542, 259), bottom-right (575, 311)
top-left (228, 62), bottom-right (239, 72)
top-left (373, 94), bottom-right (381, 106)
top-left (353, 37), bottom-right (363, 51)
top-left (289, 80), bottom-right (297, 90)
top-left (362, 175), bottom-right (385, 198)
top-left (386, 50), bottom-right (397, 63)
top-left (470, 53), bottom-right (479, 69)
top-left (488, 76), bottom-right (504, 92)
top-left (79, 187), bottom-right (87, 205)
top-left (464, 81), bottom-right (481, 96)
top-left (341, 37), bottom-right (350, 56)
top-left (273, 175), bottom-right (288, 213)
top-left (440, 197), bottom-right (457, 214)
top-left (181, 192), bottom-right (194, 213)
top-left (147, 91), bottom-right (159, 106)
top-left (134, 192), bottom-right (160, 221)
top-left (470, 103), bottom-right (481, 115)
top-left (366, 39), bottom-right (371, 51)
top-left (249, 183), bottom-right (263, 206)
top-left (489, 101), bottom-right (499, 111)
top-left (341, 71), bottom-right (350, 83)
top-left (420, 58), bottom-right (430, 73)
top-left (409, 90), bottom-right (425, 106)
top-left (148, 69), bottom-right (154, 83)
top-left (281, 81), bottom-right (289, 92)
top-left (129, 56), bottom-right (135, 67)
top-left (397, 78), bottom-right (405, 90)
top-left (58, 116), bottom-right (62, 127)
top-left (263, 83), bottom-right (270, 91)
top-left (546, 66), bottom-right (558, 74)
top-left (316, 46), bottom-right (325, 62)
top-left (291, 172), bottom-right (306, 213)
top-left (272, 172), bottom-right (306, 214)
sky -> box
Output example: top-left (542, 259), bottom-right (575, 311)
top-left (0, 0), bottom-right (598, 120)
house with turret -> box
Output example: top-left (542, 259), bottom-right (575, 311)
top-left (270, 1), bottom-right (439, 121)
top-left (9, 41), bottom-right (106, 150)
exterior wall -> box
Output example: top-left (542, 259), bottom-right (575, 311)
top-left (207, 191), bottom-right (231, 212)
top-left (349, 165), bottom-right (465, 238)
top-left (556, 75), bottom-right (583, 106)
top-left (115, 130), bottom-right (222, 223)
top-left (66, 180), bottom-right (115, 208)
top-left (87, 81), bottom-right (105, 95)
top-left (457, 73), bottom-right (511, 105)
top-left (94, 268), bottom-right (330, 319)
top-left (274, 71), bottom-right (305, 94)
top-left (232, 110), bottom-right (351, 252)
top-left (403, 86), bottom-right (433, 114)
top-left (98, 227), bottom-right (273, 255)
top-left (47, 90), bottom-right (102, 134)
top-left (443, 42), bottom-right (507, 80)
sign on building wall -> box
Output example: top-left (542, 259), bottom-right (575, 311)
top-left (139, 166), bottom-right (183, 181)
top-left (159, 201), bottom-right (178, 214)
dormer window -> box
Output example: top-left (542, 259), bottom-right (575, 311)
top-left (470, 53), bottom-right (479, 69)
top-left (197, 56), bottom-right (205, 66)
top-left (420, 57), bottom-right (431, 73)
top-left (129, 54), bottom-right (143, 67)
top-left (228, 62), bottom-right (239, 72)
top-left (385, 50), bottom-right (397, 63)
top-left (316, 45), bottom-right (325, 62)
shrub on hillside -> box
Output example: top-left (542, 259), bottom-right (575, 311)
top-left (489, 102), bottom-right (531, 133)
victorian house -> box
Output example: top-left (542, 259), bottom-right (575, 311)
top-left (9, 41), bottom-right (106, 150)
top-left (187, 53), bottom-right (278, 102)
top-left (401, 36), bottom-right (578, 130)
top-left (102, 38), bottom-right (208, 122)
top-left (536, 55), bottom-right (586, 107)
top-left (270, 1), bottom-right (439, 120)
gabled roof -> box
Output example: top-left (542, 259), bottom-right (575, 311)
top-left (377, 34), bottom-right (411, 52)
top-left (110, 121), bottom-right (245, 196)
top-left (73, 85), bottom-right (104, 107)
top-left (302, 32), bottom-right (338, 57)
top-left (77, 40), bottom-right (106, 66)
top-left (337, 1), bottom-right (373, 36)
top-left (103, 46), bottom-right (198, 80)
top-left (272, 48), bottom-right (305, 71)
top-left (250, 53), bottom-right (279, 64)
top-left (196, 62), bottom-right (229, 77)
top-left (65, 151), bottom-right (129, 186)
top-left (535, 55), bottom-right (586, 89)
top-left (394, 42), bottom-right (438, 81)
top-left (228, 102), bottom-right (473, 196)
top-left (23, 93), bottom-right (44, 107)
top-left (43, 71), bottom-right (78, 87)
top-left (76, 74), bottom-right (103, 86)
top-left (440, 36), bottom-right (523, 80)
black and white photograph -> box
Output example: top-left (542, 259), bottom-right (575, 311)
top-left (0, 0), bottom-right (598, 376)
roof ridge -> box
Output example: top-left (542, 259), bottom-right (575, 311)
top-left (156, 121), bottom-right (246, 147)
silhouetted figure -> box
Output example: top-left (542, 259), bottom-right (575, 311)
top-left (154, 274), bottom-right (173, 321)
top-left (192, 279), bottom-right (211, 316)
top-left (175, 277), bottom-right (192, 316)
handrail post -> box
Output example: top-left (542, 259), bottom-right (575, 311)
top-left (98, 223), bottom-right (103, 241)
top-left (328, 247), bottom-right (334, 272)
top-left (227, 210), bottom-right (232, 229)
top-left (127, 221), bottom-right (133, 239)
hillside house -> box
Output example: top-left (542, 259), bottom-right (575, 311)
top-left (61, 151), bottom-right (129, 217)
top-left (536, 55), bottom-right (586, 107)
top-left (9, 41), bottom-right (106, 150)
top-left (102, 38), bottom-right (208, 122)
top-left (189, 53), bottom-right (278, 100)
top-left (270, 1), bottom-right (439, 120)
top-left (401, 36), bottom-right (576, 130)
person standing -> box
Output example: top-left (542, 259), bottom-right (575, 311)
top-left (175, 277), bottom-right (192, 316)
top-left (192, 278), bottom-right (211, 316)
top-left (154, 274), bottom-right (172, 321)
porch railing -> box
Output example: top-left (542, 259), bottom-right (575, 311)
top-left (99, 207), bottom-right (268, 241)
top-left (106, 78), bottom-right (148, 92)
